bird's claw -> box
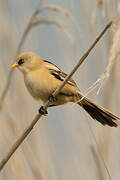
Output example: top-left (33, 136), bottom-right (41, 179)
top-left (48, 94), bottom-right (57, 102)
top-left (39, 106), bottom-right (48, 116)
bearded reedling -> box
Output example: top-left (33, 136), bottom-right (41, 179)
top-left (12, 52), bottom-right (120, 127)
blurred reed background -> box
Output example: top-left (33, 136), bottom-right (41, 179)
top-left (0, 0), bottom-right (120, 179)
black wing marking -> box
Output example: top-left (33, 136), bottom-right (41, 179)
top-left (44, 59), bottom-right (77, 87)
top-left (43, 60), bottom-right (61, 70)
top-left (51, 72), bottom-right (64, 81)
top-left (50, 70), bottom-right (76, 87)
top-left (59, 92), bottom-right (74, 96)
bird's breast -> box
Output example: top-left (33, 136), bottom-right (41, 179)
top-left (24, 70), bottom-right (52, 102)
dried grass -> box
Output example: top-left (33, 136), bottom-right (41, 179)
top-left (0, 1), bottom-right (120, 179)
top-left (0, 21), bottom-right (112, 172)
top-left (91, 0), bottom-right (104, 31)
top-left (85, 19), bottom-right (120, 96)
top-left (0, 4), bottom-right (76, 110)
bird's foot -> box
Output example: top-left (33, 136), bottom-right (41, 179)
top-left (39, 106), bottom-right (48, 116)
top-left (48, 94), bottom-right (57, 102)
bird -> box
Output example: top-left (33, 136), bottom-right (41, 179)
top-left (12, 51), bottom-right (120, 127)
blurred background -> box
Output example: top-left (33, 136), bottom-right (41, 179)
top-left (0, 0), bottom-right (120, 179)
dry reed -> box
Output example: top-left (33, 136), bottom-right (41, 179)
top-left (0, 4), bottom-right (76, 110)
top-left (0, 21), bottom-right (112, 171)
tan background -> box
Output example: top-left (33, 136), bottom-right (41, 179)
top-left (0, 0), bottom-right (120, 179)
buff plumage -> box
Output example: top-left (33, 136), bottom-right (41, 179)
top-left (12, 52), bottom-right (120, 127)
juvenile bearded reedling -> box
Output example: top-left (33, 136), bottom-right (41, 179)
top-left (12, 52), bottom-right (120, 127)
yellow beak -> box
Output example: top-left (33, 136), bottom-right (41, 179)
top-left (11, 63), bottom-right (19, 68)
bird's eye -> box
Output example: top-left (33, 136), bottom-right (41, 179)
top-left (18, 59), bottom-right (24, 65)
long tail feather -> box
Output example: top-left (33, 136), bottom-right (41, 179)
top-left (78, 97), bottom-right (120, 127)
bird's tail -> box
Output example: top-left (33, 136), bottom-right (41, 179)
top-left (77, 95), bottom-right (120, 127)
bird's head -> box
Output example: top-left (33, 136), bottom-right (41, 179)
top-left (12, 52), bottom-right (42, 74)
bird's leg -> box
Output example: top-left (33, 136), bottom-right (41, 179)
top-left (48, 94), bottom-right (57, 102)
top-left (39, 106), bottom-right (48, 115)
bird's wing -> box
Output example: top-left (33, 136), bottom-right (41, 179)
top-left (44, 60), bottom-right (77, 87)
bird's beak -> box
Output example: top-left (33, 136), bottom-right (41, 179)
top-left (11, 63), bottom-right (19, 68)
